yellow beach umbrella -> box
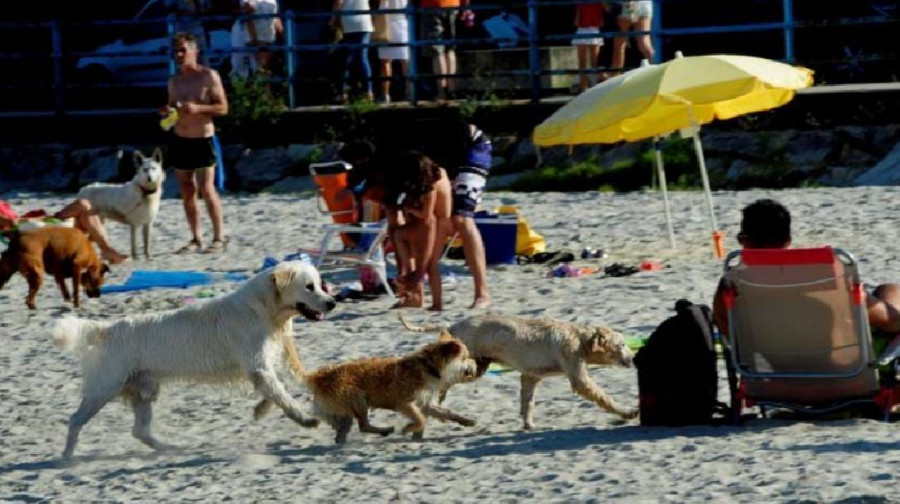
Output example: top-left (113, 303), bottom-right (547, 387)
top-left (533, 53), bottom-right (813, 255)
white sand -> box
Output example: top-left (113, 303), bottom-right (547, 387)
top-left (2, 187), bottom-right (900, 502)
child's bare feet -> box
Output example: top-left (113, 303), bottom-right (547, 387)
top-left (392, 297), bottom-right (423, 309)
top-left (427, 304), bottom-right (443, 312)
top-left (391, 291), bottom-right (423, 309)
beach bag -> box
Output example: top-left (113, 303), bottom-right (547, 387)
top-left (635, 299), bottom-right (726, 426)
top-left (497, 205), bottom-right (546, 257)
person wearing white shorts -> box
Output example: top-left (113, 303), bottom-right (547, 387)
top-left (241, 0), bottom-right (280, 74)
top-left (611, 0), bottom-right (655, 74)
top-left (572, 2), bottom-right (606, 92)
top-left (376, 0), bottom-right (409, 103)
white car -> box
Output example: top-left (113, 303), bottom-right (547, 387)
top-left (76, 0), bottom-right (230, 84)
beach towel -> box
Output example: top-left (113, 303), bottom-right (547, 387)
top-left (213, 134), bottom-right (226, 191)
top-left (101, 270), bottom-right (248, 294)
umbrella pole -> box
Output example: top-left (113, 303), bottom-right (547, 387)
top-left (691, 132), bottom-right (724, 258)
top-left (654, 136), bottom-right (676, 249)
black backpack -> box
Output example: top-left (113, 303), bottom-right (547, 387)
top-left (634, 299), bottom-right (730, 426)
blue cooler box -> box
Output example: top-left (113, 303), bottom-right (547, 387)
top-left (473, 212), bottom-right (518, 265)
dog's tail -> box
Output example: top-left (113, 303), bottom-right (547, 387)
top-left (281, 333), bottom-right (310, 382)
top-left (397, 313), bottom-right (447, 333)
top-left (52, 316), bottom-right (106, 353)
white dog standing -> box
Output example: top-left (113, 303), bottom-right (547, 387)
top-left (76, 148), bottom-right (166, 260)
top-left (52, 261), bottom-right (335, 459)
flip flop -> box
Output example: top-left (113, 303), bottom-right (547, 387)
top-left (531, 251), bottom-right (576, 265)
top-left (604, 263), bottom-right (640, 277)
top-left (203, 240), bottom-right (227, 254)
top-left (176, 240), bottom-right (202, 254)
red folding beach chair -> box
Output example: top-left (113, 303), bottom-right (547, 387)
top-left (721, 247), bottom-right (900, 420)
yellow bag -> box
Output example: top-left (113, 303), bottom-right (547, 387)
top-left (497, 205), bottom-right (546, 257)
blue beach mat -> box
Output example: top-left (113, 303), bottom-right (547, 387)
top-left (101, 270), bottom-right (248, 294)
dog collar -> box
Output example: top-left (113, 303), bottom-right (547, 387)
top-left (139, 185), bottom-right (159, 196)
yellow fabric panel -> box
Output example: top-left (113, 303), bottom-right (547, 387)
top-left (533, 54), bottom-right (813, 147)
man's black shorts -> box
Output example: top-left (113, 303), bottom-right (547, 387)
top-left (422, 11), bottom-right (457, 55)
top-left (168, 135), bottom-right (216, 171)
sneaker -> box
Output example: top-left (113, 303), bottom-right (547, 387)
top-left (376, 95), bottom-right (391, 105)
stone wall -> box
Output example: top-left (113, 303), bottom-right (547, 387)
top-left (1, 124), bottom-right (899, 195)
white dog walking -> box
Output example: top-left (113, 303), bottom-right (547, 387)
top-left (76, 148), bottom-right (166, 260)
top-left (52, 261), bottom-right (335, 459)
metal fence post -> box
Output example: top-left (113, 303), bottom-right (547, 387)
top-left (527, 0), bottom-right (540, 104)
top-left (285, 10), bottom-right (296, 108)
top-left (167, 13), bottom-right (177, 76)
top-left (652, 0), bottom-right (663, 63)
top-left (407, 1), bottom-right (418, 105)
top-left (51, 19), bottom-right (64, 117)
top-left (782, 0), bottom-right (795, 62)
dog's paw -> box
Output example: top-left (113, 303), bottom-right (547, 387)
top-left (253, 399), bottom-right (273, 421)
top-left (402, 423), bottom-right (424, 436)
top-left (411, 431), bottom-right (424, 441)
top-left (379, 426), bottom-right (395, 437)
top-left (620, 408), bottom-right (640, 420)
top-left (152, 441), bottom-right (178, 452)
top-left (300, 417), bottom-right (321, 428)
top-left (458, 418), bottom-right (476, 428)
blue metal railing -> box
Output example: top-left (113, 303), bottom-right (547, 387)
top-left (0, 0), bottom-right (897, 119)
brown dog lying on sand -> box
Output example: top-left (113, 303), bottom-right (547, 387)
top-left (399, 313), bottom-right (638, 430)
top-left (0, 227), bottom-right (109, 309)
top-left (257, 332), bottom-right (478, 444)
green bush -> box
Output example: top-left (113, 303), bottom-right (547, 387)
top-left (220, 76), bottom-right (287, 134)
top-left (511, 138), bottom-right (702, 192)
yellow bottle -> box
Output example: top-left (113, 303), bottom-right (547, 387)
top-left (160, 107), bottom-right (179, 131)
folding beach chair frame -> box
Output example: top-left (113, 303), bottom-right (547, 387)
top-left (300, 223), bottom-right (394, 298)
top-left (720, 247), bottom-right (900, 421)
top-left (304, 161), bottom-right (394, 298)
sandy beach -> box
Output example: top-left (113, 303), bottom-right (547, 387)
top-left (2, 187), bottom-right (900, 502)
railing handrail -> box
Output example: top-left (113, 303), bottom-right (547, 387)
top-left (1, 0), bottom-right (898, 117)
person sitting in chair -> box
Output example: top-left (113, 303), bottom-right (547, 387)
top-left (713, 199), bottom-right (900, 354)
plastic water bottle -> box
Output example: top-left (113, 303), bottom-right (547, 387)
top-left (159, 106), bottom-right (179, 131)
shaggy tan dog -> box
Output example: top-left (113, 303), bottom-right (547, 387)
top-left (260, 333), bottom-right (477, 444)
top-left (399, 314), bottom-right (637, 430)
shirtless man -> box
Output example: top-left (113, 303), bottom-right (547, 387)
top-left (166, 32), bottom-right (228, 254)
top-left (387, 152), bottom-right (453, 310)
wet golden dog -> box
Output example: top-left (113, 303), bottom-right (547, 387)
top-left (400, 313), bottom-right (637, 430)
top-left (260, 333), bottom-right (477, 444)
